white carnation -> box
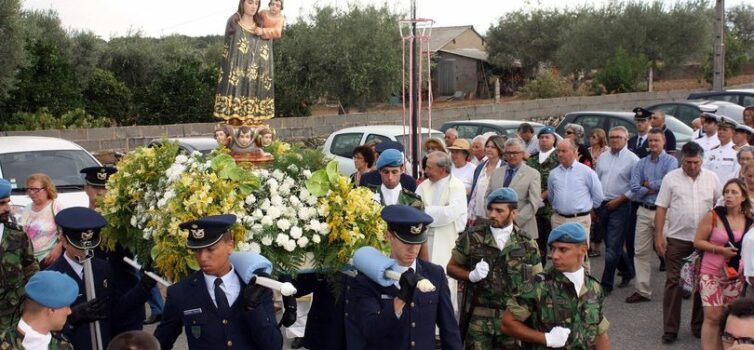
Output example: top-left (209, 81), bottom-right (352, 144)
top-left (277, 219), bottom-right (291, 231)
top-left (279, 185), bottom-right (291, 196)
top-left (289, 195), bottom-right (300, 206)
top-left (312, 234), bottom-right (321, 244)
top-left (290, 226), bottom-right (303, 239)
top-left (302, 170), bottom-right (312, 178)
top-left (319, 223), bottom-right (330, 235)
top-left (283, 177), bottom-right (295, 187)
top-left (307, 196), bottom-right (318, 206)
top-left (266, 178), bottom-right (279, 188)
top-left (275, 233), bottom-right (289, 246)
top-left (287, 164), bottom-right (299, 173)
top-left (251, 224), bottom-right (263, 233)
top-left (130, 216), bottom-right (138, 227)
top-left (272, 169), bottom-right (285, 181)
top-left (297, 236), bottom-right (309, 248)
top-left (261, 216), bottom-right (273, 226)
top-left (260, 199), bottom-right (271, 211)
top-left (261, 236), bottom-right (273, 246)
top-left (299, 189), bottom-right (310, 201)
top-left (175, 154), bottom-right (189, 164)
top-left (237, 242), bottom-right (251, 252)
top-left (245, 194), bottom-right (257, 205)
top-left (284, 240), bottom-right (297, 252)
top-left (252, 209), bottom-right (264, 219)
top-left (165, 164), bottom-right (186, 182)
top-left (249, 242), bottom-right (261, 254)
top-left (270, 195), bottom-right (283, 207)
top-left (267, 206), bottom-right (282, 219)
top-left (308, 219), bottom-right (321, 232)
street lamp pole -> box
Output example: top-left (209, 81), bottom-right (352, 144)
top-left (712, 0), bottom-right (725, 90)
top-left (411, 0), bottom-right (419, 177)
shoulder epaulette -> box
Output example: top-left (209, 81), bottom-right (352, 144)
top-left (710, 145), bottom-right (721, 151)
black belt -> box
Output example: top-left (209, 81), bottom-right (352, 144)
top-left (640, 203), bottom-right (657, 211)
top-left (556, 211), bottom-right (590, 218)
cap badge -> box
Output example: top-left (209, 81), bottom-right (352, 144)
top-left (410, 223), bottom-right (423, 234)
top-left (81, 230), bottom-right (94, 241)
top-left (96, 170), bottom-right (108, 181)
top-left (191, 227), bottom-right (205, 239)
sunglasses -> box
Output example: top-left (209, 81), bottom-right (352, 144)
top-left (26, 187), bottom-right (45, 194)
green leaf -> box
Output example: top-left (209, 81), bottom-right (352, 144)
top-left (186, 255), bottom-right (200, 271)
top-left (226, 167), bottom-right (248, 181)
top-left (239, 184), bottom-right (255, 196)
top-left (211, 154), bottom-right (236, 172)
top-left (326, 160), bottom-right (340, 183)
top-left (150, 244), bottom-right (159, 261)
top-left (306, 169), bottom-right (330, 197)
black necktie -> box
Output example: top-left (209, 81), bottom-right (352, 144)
top-left (214, 278), bottom-right (230, 316)
top-left (637, 137), bottom-right (643, 148)
top-left (503, 168), bottom-right (515, 187)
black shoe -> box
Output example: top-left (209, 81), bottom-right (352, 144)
top-left (291, 337), bottom-right (305, 349)
top-left (143, 314), bottom-right (162, 325)
top-left (588, 249), bottom-right (601, 257)
top-left (625, 292), bottom-right (651, 303)
top-left (618, 276), bottom-right (634, 288)
top-left (661, 332), bottom-right (677, 344)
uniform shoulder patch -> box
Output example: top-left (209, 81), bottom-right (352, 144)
top-left (710, 145), bottom-right (721, 150)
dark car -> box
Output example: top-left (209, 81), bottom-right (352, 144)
top-left (687, 89), bottom-right (754, 107)
top-left (439, 120), bottom-right (550, 139)
top-left (555, 111), bottom-right (693, 152)
top-left (645, 100), bottom-right (744, 127)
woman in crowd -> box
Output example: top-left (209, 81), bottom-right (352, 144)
top-left (694, 178), bottom-right (752, 350)
top-left (419, 137), bottom-right (448, 183)
top-left (744, 106), bottom-right (754, 145)
top-left (21, 173), bottom-right (63, 269)
top-left (563, 123), bottom-right (593, 168)
top-left (587, 127), bottom-right (609, 257)
top-left (350, 145), bottom-right (376, 186)
top-left (467, 135), bottom-right (506, 225)
top-left (738, 146), bottom-right (754, 177)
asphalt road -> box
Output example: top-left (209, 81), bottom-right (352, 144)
top-left (143, 249), bottom-right (702, 350)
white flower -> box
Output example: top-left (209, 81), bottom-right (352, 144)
top-left (277, 219), bottom-right (291, 231)
top-left (252, 209), bottom-right (264, 219)
top-left (279, 185), bottom-right (291, 197)
top-left (299, 189), bottom-right (310, 201)
top-left (299, 207), bottom-right (313, 221)
top-left (261, 236), bottom-right (273, 246)
top-left (307, 196), bottom-right (318, 206)
top-left (175, 154), bottom-right (189, 164)
top-left (287, 164), bottom-right (299, 173)
top-left (303, 170), bottom-right (312, 178)
top-left (245, 194), bottom-right (257, 205)
top-left (260, 199), bottom-right (271, 211)
top-left (270, 195), bottom-right (283, 207)
top-left (237, 242), bottom-right (251, 252)
top-left (267, 206), bottom-right (282, 219)
top-left (290, 226), bottom-right (303, 239)
top-left (319, 223), bottom-right (330, 235)
top-left (312, 234), bottom-right (321, 244)
top-left (261, 216), bottom-right (273, 226)
top-left (275, 233), bottom-right (290, 246)
top-left (308, 219), bottom-right (321, 232)
top-left (251, 224), bottom-right (263, 233)
top-left (130, 216), bottom-right (138, 227)
top-left (283, 240), bottom-right (297, 252)
top-left (242, 216), bottom-right (254, 225)
top-left (165, 164), bottom-right (186, 182)
top-left (192, 151), bottom-right (202, 157)
top-left (372, 192), bottom-right (381, 203)
top-left (297, 236), bottom-right (309, 248)
top-left (272, 169), bottom-right (285, 181)
top-left (289, 195), bottom-right (301, 206)
top-left (285, 207), bottom-right (297, 219)
top-left (142, 228), bottom-right (153, 240)
top-left (266, 178), bottom-right (279, 188)
top-left (249, 242), bottom-right (261, 254)
top-left (283, 177), bottom-right (295, 187)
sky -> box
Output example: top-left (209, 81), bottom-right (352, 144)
top-left (21, 0), bottom-right (750, 40)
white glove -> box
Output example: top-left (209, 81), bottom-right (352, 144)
top-left (545, 326), bottom-right (571, 348)
top-left (468, 259), bottom-right (489, 283)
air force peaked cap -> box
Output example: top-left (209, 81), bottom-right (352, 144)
top-left (487, 187), bottom-right (518, 208)
top-left (376, 149), bottom-right (404, 169)
top-left (547, 222), bottom-right (588, 245)
top-left (0, 179), bottom-right (11, 199)
top-left (25, 271), bottom-right (78, 308)
top-left (80, 166), bottom-right (117, 187)
top-left (180, 214), bottom-right (237, 249)
top-left (375, 141), bottom-right (404, 154)
top-left (633, 107), bottom-right (653, 120)
top-left (55, 207), bottom-right (107, 249)
top-left (381, 205), bottom-right (433, 245)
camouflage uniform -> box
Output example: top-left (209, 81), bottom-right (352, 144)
top-left (0, 328), bottom-right (73, 350)
top-left (0, 222), bottom-right (39, 329)
top-left (452, 224), bottom-right (542, 350)
top-left (526, 151), bottom-right (559, 261)
top-left (367, 184), bottom-right (424, 210)
top-left (506, 267), bottom-right (609, 350)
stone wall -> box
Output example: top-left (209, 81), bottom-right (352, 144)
top-left (1, 89), bottom-right (696, 153)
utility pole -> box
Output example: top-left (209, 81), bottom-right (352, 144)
top-left (410, 0), bottom-right (419, 177)
top-left (712, 0), bottom-right (725, 90)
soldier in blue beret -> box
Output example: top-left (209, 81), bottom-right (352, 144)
top-left (502, 222), bottom-right (610, 349)
top-left (526, 126), bottom-right (560, 264)
top-left (448, 188), bottom-right (542, 348)
top-left (345, 205), bottom-right (462, 350)
top-left (0, 178), bottom-right (40, 329)
top-left (0, 270), bottom-right (79, 349)
top-left (367, 149), bottom-right (424, 210)
top-left (47, 207), bottom-right (154, 350)
top-left (154, 214), bottom-right (282, 350)
top-left (359, 142), bottom-right (418, 191)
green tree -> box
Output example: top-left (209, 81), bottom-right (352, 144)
top-left (0, 0), bottom-right (24, 99)
top-left (83, 68), bottom-right (133, 124)
top-left (520, 69), bottom-right (573, 99)
top-left (728, 4), bottom-right (754, 54)
top-left (274, 22), bottom-right (317, 117)
top-left (595, 47), bottom-right (649, 93)
top-left (69, 30), bottom-right (107, 86)
top-left (101, 32), bottom-right (165, 89)
top-left (702, 34), bottom-right (748, 84)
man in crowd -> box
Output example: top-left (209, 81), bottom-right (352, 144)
top-left (447, 139), bottom-right (477, 195)
top-left (655, 142), bottom-right (720, 344)
top-left (704, 115), bottom-right (740, 185)
top-left (695, 112), bottom-right (721, 152)
top-left (518, 123), bottom-right (538, 156)
top-left (692, 117), bottom-right (704, 139)
top-left (155, 214), bottom-right (283, 349)
top-left (0, 271), bottom-right (79, 349)
top-left (649, 110), bottom-right (677, 155)
top-left (367, 149), bottom-right (423, 208)
top-left (594, 126), bottom-right (639, 294)
top-left (548, 138), bottom-right (604, 270)
top-left (108, 331), bottom-right (161, 350)
top-left (626, 128), bottom-right (678, 304)
top-left (360, 141), bottom-right (417, 191)
top-left (720, 298), bottom-right (754, 350)
top-left (488, 138), bottom-right (542, 240)
top-left (347, 205), bottom-right (462, 350)
top-left (502, 223), bottom-right (610, 350)
top-left (734, 124), bottom-right (754, 151)
top-left (0, 178), bottom-right (39, 329)
top-left (469, 135), bottom-right (488, 166)
top-left (526, 127), bottom-right (560, 263)
top-left (448, 188), bottom-right (542, 348)
top-left (415, 151), bottom-right (468, 311)
top-left (629, 108), bottom-right (652, 159)
top-left (445, 128), bottom-right (459, 148)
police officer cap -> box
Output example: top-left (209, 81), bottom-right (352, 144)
top-left (180, 214), bottom-right (237, 249)
top-left (632, 107), bottom-right (653, 120)
top-left (487, 187), bottom-right (518, 208)
top-left (55, 207), bottom-right (107, 249)
top-left (80, 166), bottom-right (117, 187)
top-left (381, 205), bottom-right (433, 245)
top-left (537, 126), bottom-right (556, 137)
top-left (25, 271), bottom-right (78, 308)
top-left (547, 222), bottom-right (588, 245)
top-left (0, 179), bottom-right (11, 199)
top-left (736, 124), bottom-right (754, 135)
top-left (702, 112), bottom-right (721, 123)
top-left (376, 149), bottom-right (404, 170)
top-left (375, 141), bottom-right (405, 154)
top-left (718, 116), bottom-right (738, 129)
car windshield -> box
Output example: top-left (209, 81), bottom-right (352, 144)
top-left (664, 117), bottom-right (693, 141)
top-left (0, 150), bottom-right (99, 192)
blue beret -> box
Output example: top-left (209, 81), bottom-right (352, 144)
top-left (55, 207), bottom-right (107, 249)
top-left (375, 141), bottom-right (404, 154)
top-left (547, 223), bottom-right (588, 245)
top-left (487, 187), bottom-right (518, 208)
top-left (632, 107), bottom-right (653, 120)
top-left (80, 166), bottom-right (117, 187)
top-left (25, 271), bottom-right (78, 308)
top-left (376, 149), bottom-right (404, 169)
top-left (0, 179), bottom-right (11, 199)
top-left (381, 205), bottom-right (433, 245)
top-left (180, 214), bottom-right (237, 249)
top-left (537, 127), bottom-right (556, 137)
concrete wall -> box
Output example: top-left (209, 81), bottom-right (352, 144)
top-left (1, 89), bottom-right (697, 153)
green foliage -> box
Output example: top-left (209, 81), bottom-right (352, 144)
top-left (728, 4), bottom-right (754, 52)
top-left (0, 0), bottom-right (24, 98)
top-left (83, 68), bottom-right (132, 124)
top-left (702, 35), bottom-right (749, 84)
top-left (595, 47), bottom-right (649, 93)
top-left (1, 108), bottom-right (109, 131)
top-left (520, 70), bottom-right (574, 99)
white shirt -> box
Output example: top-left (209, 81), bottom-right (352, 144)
top-left (451, 162), bottom-right (476, 194)
top-left (490, 224), bottom-right (514, 251)
top-left (655, 168), bottom-right (722, 242)
top-left (0, 223), bottom-right (4, 242)
top-left (743, 227), bottom-right (754, 283)
top-left (203, 265), bottom-right (241, 307)
top-left (381, 184), bottom-right (402, 206)
top-left (18, 318), bottom-right (52, 350)
top-left (538, 148), bottom-right (555, 163)
top-left (563, 267), bottom-right (585, 296)
top-left (64, 253), bottom-right (84, 279)
top-left (704, 141), bottom-right (740, 186)
top-left (695, 133), bottom-right (721, 152)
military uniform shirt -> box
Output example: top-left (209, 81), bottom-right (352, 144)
top-left (695, 133), bottom-right (721, 152)
top-left (0, 224), bottom-right (39, 329)
top-left (704, 141), bottom-right (740, 186)
top-left (0, 328), bottom-right (72, 350)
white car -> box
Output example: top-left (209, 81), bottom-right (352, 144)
top-left (323, 125), bottom-right (443, 176)
top-left (0, 136), bottom-right (101, 216)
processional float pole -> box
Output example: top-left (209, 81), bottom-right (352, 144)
top-left (80, 244), bottom-right (104, 350)
top-left (410, 0), bottom-right (419, 177)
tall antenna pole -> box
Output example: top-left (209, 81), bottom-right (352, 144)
top-left (411, 0), bottom-right (419, 177)
top-left (712, 0), bottom-right (725, 90)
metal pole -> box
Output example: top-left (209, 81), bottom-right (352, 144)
top-left (712, 0), bottom-right (725, 90)
top-left (411, 0), bottom-right (419, 177)
top-left (82, 251), bottom-right (104, 350)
